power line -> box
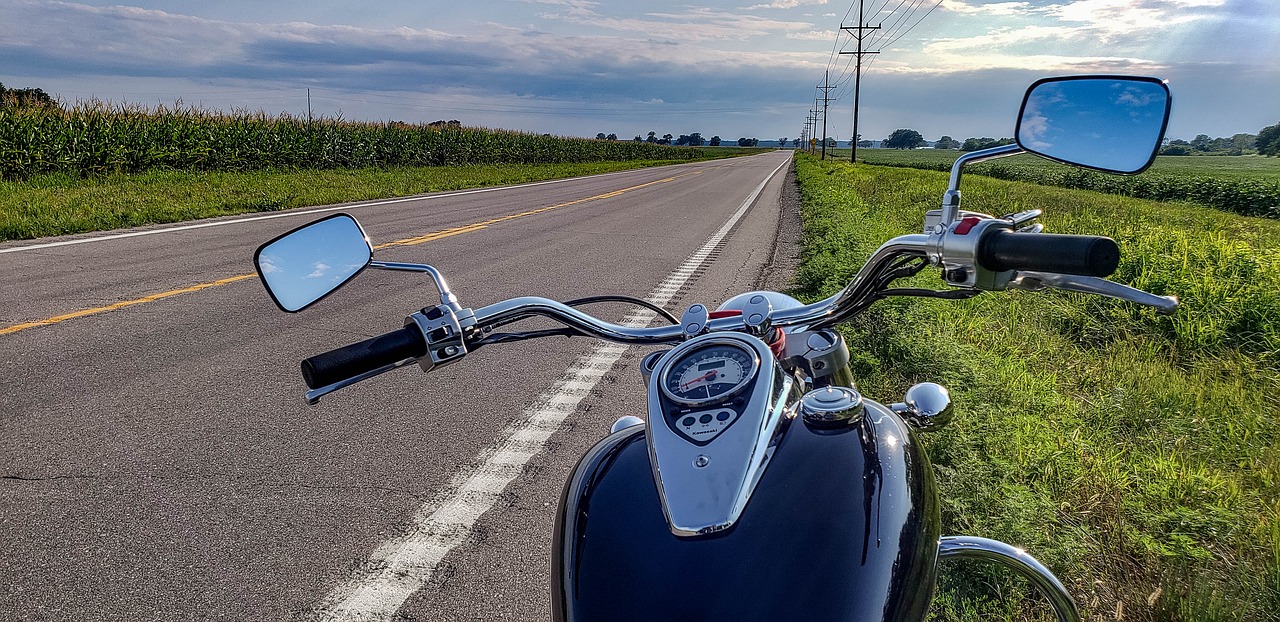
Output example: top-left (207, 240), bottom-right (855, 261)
top-left (840, 0), bottom-right (881, 164)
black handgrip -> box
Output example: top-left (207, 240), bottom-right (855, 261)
top-left (978, 229), bottom-right (1120, 277)
top-left (301, 326), bottom-right (427, 390)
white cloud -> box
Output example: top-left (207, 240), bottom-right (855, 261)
top-left (786, 29), bottom-right (837, 40)
top-left (744, 0), bottom-right (829, 9)
top-left (939, 1), bottom-right (1036, 16)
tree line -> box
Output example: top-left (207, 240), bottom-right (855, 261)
top-left (866, 124), bottom-right (1280, 157)
top-left (1162, 125), bottom-right (1279, 156)
top-left (595, 131), bottom-right (762, 147)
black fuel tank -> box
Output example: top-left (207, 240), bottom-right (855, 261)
top-left (551, 402), bottom-right (940, 621)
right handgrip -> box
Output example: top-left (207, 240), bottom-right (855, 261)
top-left (301, 326), bottom-right (427, 390)
top-left (978, 229), bottom-right (1119, 277)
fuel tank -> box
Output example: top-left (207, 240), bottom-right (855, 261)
top-left (551, 400), bottom-right (940, 621)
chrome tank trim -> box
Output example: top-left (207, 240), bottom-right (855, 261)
top-left (938, 536), bottom-right (1081, 622)
top-left (646, 332), bottom-right (795, 537)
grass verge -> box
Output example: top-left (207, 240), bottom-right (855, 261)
top-left (792, 153), bottom-right (1280, 621)
top-left (0, 158), bottom-right (727, 242)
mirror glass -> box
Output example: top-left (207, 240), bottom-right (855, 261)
top-left (1016, 77), bottom-right (1170, 174)
top-left (255, 214), bottom-right (372, 312)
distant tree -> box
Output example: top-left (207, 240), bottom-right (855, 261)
top-left (825, 137), bottom-right (837, 147)
top-left (634, 135), bottom-right (643, 142)
top-left (596, 132), bottom-right (608, 140)
top-left (779, 137), bottom-right (788, 147)
top-left (934, 135), bottom-right (959, 149)
top-left (857, 140), bottom-right (874, 148)
top-left (1231, 133), bottom-right (1256, 151)
top-left (676, 134), bottom-right (691, 146)
top-left (792, 138), bottom-right (802, 148)
top-left (884, 129), bottom-right (925, 150)
top-left (688, 132), bottom-right (705, 146)
top-left (606, 133), bottom-right (618, 141)
top-left (660, 133), bottom-right (673, 145)
top-left (0, 82), bottom-right (55, 107)
top-left (428, 119), bottom-right (462, 128)
top-left (646, 131), bottom-right (658, 143)
top-left (737, 137), bottom-right (759, 147)
top-left (961, 137), bottom-right (1014, 152)
top-left (1258, 123), bottom-right (1280, 157)
top-left (710, 136), bottom-right (722, 146)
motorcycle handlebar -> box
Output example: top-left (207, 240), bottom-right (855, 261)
top-left (978, 230), bottom-right (1119, 278)
top-left (301, 325), bottom-right (428, 389)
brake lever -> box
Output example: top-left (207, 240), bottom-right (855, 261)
top-left (1009, 271), bottom-right (1178, 315)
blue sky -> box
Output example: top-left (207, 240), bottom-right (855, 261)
top-left (1, 0), bottom-right (1275, 142)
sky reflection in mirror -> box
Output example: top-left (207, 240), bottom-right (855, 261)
top-left (1018, 78), bottom-right (1169, 174)
top-left (257, 215), bottom-right (371, 312)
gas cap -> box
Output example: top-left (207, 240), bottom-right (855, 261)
top-left (799, 386), bottom-right (864, 426)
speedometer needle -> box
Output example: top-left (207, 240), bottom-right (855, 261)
top-left (682, 371), bottom-right (717, 389)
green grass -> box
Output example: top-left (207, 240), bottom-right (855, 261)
top-left (0, 159), bottom-right (720, 241)
top-left (792, 153), bottom-right (1280, 621)
top-left (834, 150), bottom-right (1280, 218)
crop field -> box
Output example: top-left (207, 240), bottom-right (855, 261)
top-left (0, 100), bottom-right (735, 181)
top-left (835, 149), bottom-right (1280, 218)
top-left (0, 101), bottom-right (757, 241)
top-left (792, 153), bottom-right (1279, 621)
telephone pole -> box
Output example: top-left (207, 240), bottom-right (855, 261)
top-left (811, 108), bottom-right (820, 154)
top-left (840, 1), bottom-right (880, 164)
top-left (818, 71), bottom-right (837, 160)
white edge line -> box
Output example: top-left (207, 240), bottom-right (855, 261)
top-left (0, 159), bottom-right (735, 255)
top-left (310, 154), bottom-right (790, 621)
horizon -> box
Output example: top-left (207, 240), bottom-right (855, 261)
top-left (1, 1), bottom-right (1275, 143)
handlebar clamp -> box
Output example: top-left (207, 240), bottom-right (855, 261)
top-left (928, 216), bottom-right (1018, 291)
top-left (405, 303), bottom-right (475, 373)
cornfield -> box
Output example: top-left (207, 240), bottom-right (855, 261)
top-left (0, 100), bottom-right (716, 180)
top-left (856, 150), bottom-right (1280, 219)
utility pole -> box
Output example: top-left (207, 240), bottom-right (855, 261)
top-left (818, 71), bottom-right (836, 160)
top-left (810, 109), bottom-right (819, 154)
top-left (840, 0), bottom-right (880, 164)
top-left (307, 88), bottom-right (312, 124)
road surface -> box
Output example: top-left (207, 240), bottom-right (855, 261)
top-left (0, 150), bottom-right (795, 620)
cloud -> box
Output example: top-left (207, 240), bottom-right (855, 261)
top-left (939, 1), bottom-right (1037, 16)
top-left (744, 0), bottom-right (830, 9)
top-left (786, 29), bottom-right (838, 40)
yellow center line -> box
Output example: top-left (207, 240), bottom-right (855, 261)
top-left (1, 172), bottom-right (688, 336)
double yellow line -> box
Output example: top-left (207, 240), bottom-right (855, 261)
top-left (1, 174), bottom-right (688, 336)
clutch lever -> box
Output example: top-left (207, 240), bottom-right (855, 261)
top-left (1009, 271), bottom-right (1178, 315)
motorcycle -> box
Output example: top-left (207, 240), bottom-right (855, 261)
top-left (254, 75), bottom-right (1175, 621)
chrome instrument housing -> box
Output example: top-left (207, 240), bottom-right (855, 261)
top-left (646, 332), bottom-right (795, 536)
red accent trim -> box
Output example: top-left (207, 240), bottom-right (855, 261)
top-left (954, 216), bottom-right (982, 235)
top-left (768, 330), bottom-right (786, 358)
top-left (708, 310), bottom-right (743, 319)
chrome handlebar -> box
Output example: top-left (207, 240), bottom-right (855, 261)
top-left (462, 222), bottom-right (1176, 347)
top-left (467, 234), bottom-right (935, 345)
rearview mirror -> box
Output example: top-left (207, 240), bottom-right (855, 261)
top-left (1016, 76), bottom-right (1171, 174)
top-left (254, 213), bottom-right (372, 312)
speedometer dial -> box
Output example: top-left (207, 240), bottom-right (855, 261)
top-left (660, 343), bottom-right (757, 406)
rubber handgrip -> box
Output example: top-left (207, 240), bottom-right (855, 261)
top-left (978, 230), bottom-right (1120, 277)
top-left (301, 325), bottom-right (427, 390)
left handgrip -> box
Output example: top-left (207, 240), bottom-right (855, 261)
top-left (301, 326), bottom-right (428, 390)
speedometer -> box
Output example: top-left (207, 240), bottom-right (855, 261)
top-left (660, 342), bottom-right (757, 406)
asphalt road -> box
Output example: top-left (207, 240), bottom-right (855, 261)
top-left (0, 150), bottom-right (795, 621)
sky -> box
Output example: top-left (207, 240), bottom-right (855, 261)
top-left (1, 0), bottom-right (1276, 143)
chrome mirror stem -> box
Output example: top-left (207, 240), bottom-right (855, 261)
top-left (370, 261), bottom-right (459, 307)
top-left (940, 144), bottom-right (1024, 226)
